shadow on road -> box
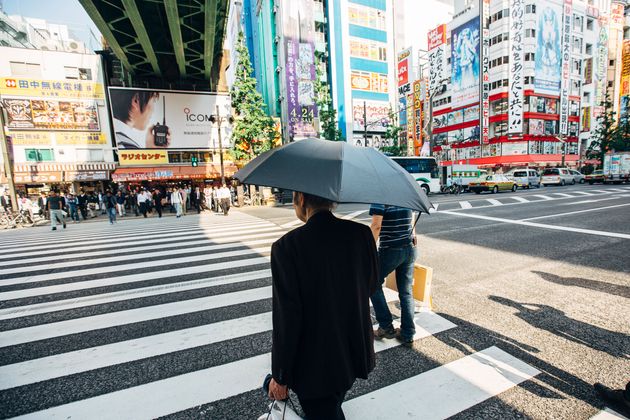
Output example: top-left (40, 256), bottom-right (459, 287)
top-left (489, 296), bottom-right (630, 359)
top-left (533, 271), bottom-right (630, 299)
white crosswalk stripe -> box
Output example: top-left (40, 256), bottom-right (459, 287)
top-left (0, 210), bottom-right (539, 419)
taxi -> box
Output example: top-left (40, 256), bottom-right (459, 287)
top-left (585, 170), bottom-right (605, 184)
top-left (469, 174), bottom-right (517, 194)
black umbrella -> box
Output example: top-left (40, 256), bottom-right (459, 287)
top-left (234, 138), bottom-right (433, 213)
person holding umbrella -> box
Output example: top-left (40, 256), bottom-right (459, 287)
top-left (266, 191), bottom-right (379, 419)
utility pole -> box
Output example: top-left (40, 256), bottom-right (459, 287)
top-left (363, 101), bottom-right (368, 147)
top-left (0, 106), bottom-right (18, 212)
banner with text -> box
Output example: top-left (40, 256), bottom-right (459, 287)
top-left (559, 0), bottom-right (573, 135)
top-left (427, 24), bottom-right (447, 95)
top-left (451, 17), bottom-right (480, 108)
top-left (508, 0), bottom-right (525, 134)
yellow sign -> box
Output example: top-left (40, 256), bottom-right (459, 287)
top-left (0, 78), bottom-right (105, 99)
top-left (57, 132), bottom-right (107, 145)
top-left (8, 131), bottom-right (51, 145)
top-left (119, 150), bottom-right (169, 166)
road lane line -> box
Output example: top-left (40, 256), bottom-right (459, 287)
top-left (511, 197), bottom-right (529, 203)
top-left (531, 195), bottom-right (554, 201)
top-left (486, 199), bottom-right (503, 206)
top-left (459, 201), bottom-right (473, 209)
top-left (572, 191), bottom-right (595, 195)
top-left (440, 211), bottom-right (630, 239)
top-left (520, 203), bottom-right (630, 221)
top-left (344, 346), bottom-right (539, 420)
top-left (552, 193), bottom-right (574, 198)
top-left (428, 203), bottom-right (439, 213)
top-left (341, 210), bottom-right (366, 220)
top-left (8, 309), bottom-right (455, 419)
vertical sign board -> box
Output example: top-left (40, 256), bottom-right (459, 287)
top-left (559, 0), bottom-right (573, 136)
top-left (407, 93), bottom-right (414, 155)
top-left (534, 1), bottom-right (562, 95)
top-left (283, 0), bottom-right (318, 138)
top-left (481, 0), bottom-right (490, 144)
top-left (427, 24), bottom-right (447, 95)
top-left (413, 80), bottom-right (423, 154)
top-left (451, 17), bottom-right (481, 108)
top-left (596, 15), bottom-right (608, 105)
top-left (508, 0), bottom-right (525, 135)
top-left (398, 47), bottom-right (412, 149)
top-left (620, 40), bottom-right (630, 119)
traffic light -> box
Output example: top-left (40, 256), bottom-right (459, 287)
top-left (191, 156), bottom-right (198, 167)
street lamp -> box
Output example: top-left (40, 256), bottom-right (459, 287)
top-left (209, 105), bottom-right (234, 184)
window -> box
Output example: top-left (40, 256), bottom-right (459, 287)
top-left (525, 53), bottom-right (535, 61)
top-left (25, 149), bottom-right (54, 162)
top-left (349, 38), bottom-right (388, 62)
top-left (79, 68), bottom-right (92, 80)
top-left (490, 98), bottom-right (508, 116)
top-left (525, 29), bottom-right (536, 38)
top-left (525, 76), bottom-right (535, 84)
top-left (573, 60), bottom-right (582, 74)
top-left (608, 81), bottom-right (614, 88)
top-left (392, 158), bottom-right (439, 178)
top-left (10, 61), bottom-right (41, 77)
top-left (348, 4), bottom-right (387, 30)
top-left (586, 18), bottom-right (593, 31)
top-left (573, 15), bottom-right (583, 32)
top-left (610, 59), bottom-right (615, 66)
top-left (573, 37), bottom-right (582, 54)
top-left (526, 4), bottom-right (536, 14)
top-left (585, 43), bottom-right (593, 55)
top-left (583, 91), bottom-right (591, 101)
top-left (168, 152), bottom-right (182, 163)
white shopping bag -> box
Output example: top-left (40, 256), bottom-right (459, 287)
top-left (257, 400), bottom-right (302, 420)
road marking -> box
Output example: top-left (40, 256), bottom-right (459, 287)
top-left (589, 190), bottom-right (608, 193)
top-left (429, 203), bottom-right (440, 213)
top-left (520, 203), bottom-right (630, 221)
top-left (572, 191), bottom-right (595, 195)
top-left (486, 199), bottom-right (503, 206)
top-left (511, 197), bottom-right (530, 203)
top-left (0, 286), bottom-right (273, 348)
top-left (531, 195), bottom-right (554, 201)
top-left (0, 269), bottom-right (272, 321)
top-left (552, 193), bottom-right (574, 198)
top-left (0, 246), bottom-right (272, 287)
top-left (8, 311), bottom-right (455, 419)
top-left (280, 219), bottom-right (303, 228)
top-left (590, 408), bottom-right (629, 419)
top-left (341, 210), bottom-right (366, 220)
top-left (459, 201), bottom-right (473, 209)
top-left (560, 197), bottom-right (621, 205)
top-left (606, 188), bottom-right (627, 192)
top-left (440, 211), bottom-right (630, 239)
top-left (343, 346), bottom-right (540, 420)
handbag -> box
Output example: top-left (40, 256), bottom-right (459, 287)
top-left (257, 398), bottom-right (302, 420)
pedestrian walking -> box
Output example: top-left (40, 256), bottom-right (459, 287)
top-left (204, 186), bottom-right (212, 209)
top-left (267, 191), bottom-right (378, 419)
top-left (98, 191), bottom-right (107, 215)
top-left (115, 191), bottom-right (126, 217)
top-left (104, 190), bottom-right (117, 224)
top-left (212, 186), bottom-right (219, 212)
top-left (129, 188), bottom-right (140, 216)
top-left (191, 186), bottom-right (203, 213)
top-left (170, 187), bottom-right (183, 218)
top-left (46, 190), bottom-right (67, 231)
top-left (66, 194), bottom-right (80, 222)
top-left (369, 204), bottom-right (418, 347)
top-left (37, 192), bottom-right (49, 220)
top-left (77, 190), bottom-right (88, 220)
top-left (138, 189), bottom-right (149, 218)
top-left (219, 184), bottom-right (231, 216)
top-left (0, 191), bottom-right (11, 212)
top-left (153, 188), bottom-right (164, 218)
top-left (18, 194), bottom-right (35, 222)
top-left (180, 187), bottom-right (188, 215)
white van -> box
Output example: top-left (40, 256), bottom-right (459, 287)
top-left (506, 169), bottom-right (540, 189)
top-left (541, 168), bottom-right (575, 186)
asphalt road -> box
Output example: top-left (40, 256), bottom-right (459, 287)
top-left (0, 183), bottom-right (628, 419)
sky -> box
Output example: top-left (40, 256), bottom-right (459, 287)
top-left (1, 0), bottom-right (102, 51)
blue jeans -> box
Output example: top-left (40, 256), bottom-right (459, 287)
top-left (107, 207), bottom-right (116, 224)
top-left (371, 245), bottom-right (417, 341)
top-left (69, 205), bottom-right (80, 222)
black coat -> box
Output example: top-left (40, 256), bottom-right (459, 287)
top-left (270, 211), bottom-right (379, 399)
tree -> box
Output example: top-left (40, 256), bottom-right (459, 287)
top-left (586, 93), bottom-right (630, 165)
top-left (229, 31), bottom-right (276, 160)
top-left (379, 107), bottom-right (405, 156)
top-left (314, 56), bottom-right (344, 141)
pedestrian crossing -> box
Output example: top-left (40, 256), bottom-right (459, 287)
top-left (0, 210), bottom-right (544, 419)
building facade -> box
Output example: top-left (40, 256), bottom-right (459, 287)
top-left (0, 46), bottom-right (116, 193)
top-left (427, 0), bottom-right (613, 169)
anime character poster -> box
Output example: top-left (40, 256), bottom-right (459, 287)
top-left (535, 2), bottom-right (562, 95)
top-left (451, 17), bottom-right (480, 108)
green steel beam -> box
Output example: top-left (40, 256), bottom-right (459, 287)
top-left (121, 0), bottom-right (161, 74)
top-left (204, 0), bottom-right (217, 80)
top-left (78, 0), bottom-right (132, 71)
top-left (163, 0), bottom-right (187, 76)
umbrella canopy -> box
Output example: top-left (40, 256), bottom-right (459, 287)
top-left (234, 138), bottom-right (434, 213)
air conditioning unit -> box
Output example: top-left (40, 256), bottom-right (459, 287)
top-left (66, 40), bottom-right (83, 53)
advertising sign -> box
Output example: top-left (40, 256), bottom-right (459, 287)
top-left (584, 57), bottom-right (593, 85)
top-left (352, 100), bottom-right (389, 132)
top-left (559, 0), bottom-right (573, 135)
top-left (350, 71), bottom-right (388, 93)
top-left (464, 105), bottom-right (480, 122)
top-left (502, 141), bottom-right (528, 155)
top-left (428, 24), bottom-right (447, 95)
top-left (619, 39), bottom-right (630, 119)
top-left (535, 2), bottom-right (563, 95)
top-left (413, 80), bottom-right (423, 153)
top-left (108, 88), bottom-right (231, 150)
top-left (283, 0), bottom-right (318, 138)
top-left (57, 132), bottom-right (107, 145)
top-left (7, 131), bottom-right (51, 145)
top-left (119, 150), bottom-right (169, 166)
top-left (451, 17), bottom-right (481, 108)
top-left (596, 16), bottom-right (608, 105)
top-left (397, 47), bottom-right (412, 96)
top-left (529, 119), bottom-right (545, 135)
top-left (508, 0), bottom-right (525, 134)
top-left (481, 0), bottom-right (491, 144)
top-left (581, 107), bottom-right (591, 132)
top-left (2, 97), bottom-right (99, 131)
top-left (0, 78), bottom-right (105, 99)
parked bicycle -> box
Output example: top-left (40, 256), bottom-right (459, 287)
top-left (243, 192), bottom-right (262, 206)
top-left (440, 184), bottom-right (461, 195)
top-left (1, 210), bottom-right (35, 229)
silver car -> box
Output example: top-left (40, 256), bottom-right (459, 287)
top-left (569, 169), bottom-right (586, 184)
top-left (541, 168), bottom-right (575, 186)
top-left (506, 169), bottom-right (540, 189)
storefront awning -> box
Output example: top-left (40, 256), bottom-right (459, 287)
top-left (112, 163), bottom-right (238, 182)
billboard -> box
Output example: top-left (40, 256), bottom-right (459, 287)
top-left (534, 2), bottom-right (563, 95)
top-left (352, 100), bottom-right (389, 133)
top-left (559, 0), bottom-right (573, 135)
top-left (397, 48), bottom-right (412, 96)
top-left (350, 71), bottom-right (388, 93)
top-left (508, 0), bottom-right (525, 134)
top-left (619, 39), bottom-right (630, 119)
top-left (451, 17), bottom-right (480, 108)
top-left (108, 88), bottom-right (231, 150)
top-left (283, 0), bottom-right (318, 138)
top-left (596, 16), bottom-right (608, 105)
top-left (428, 24), bottom-right (447, 95)
top-left (481, 0), bottom-right (491, 144)
top-left (2, 97), bottom-right (99, 131)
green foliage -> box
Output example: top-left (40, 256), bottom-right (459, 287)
top-left (379, 106), bottom-right (405, 156)
top-left (314, 56), bottom-right (344, 141)
top-left (229, 31), bottom-right (275, 160)
top-left (586, 93), bottom-right (630, 165)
